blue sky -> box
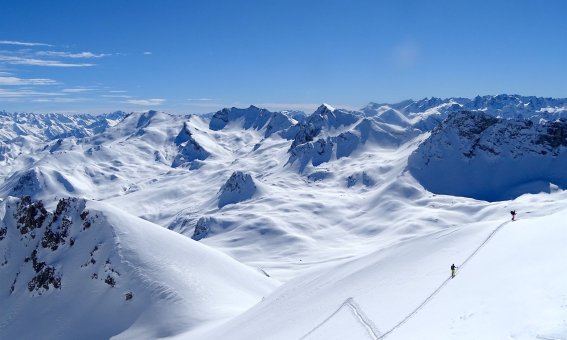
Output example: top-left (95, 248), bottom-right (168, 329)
top-left (1, 0), bottom-right (566, 114)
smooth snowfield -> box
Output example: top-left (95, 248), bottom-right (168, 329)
top-left (0, 199), bottom-right (276, 339)
top-left (190, 192), bottom-right (567, 340)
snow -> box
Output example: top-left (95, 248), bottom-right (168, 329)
top-left (0, 198), bottom-right (276, 339)
top-left (192, 193), bottom-right (567, 340)
top-left (1, 95), bottom-right (566, 339)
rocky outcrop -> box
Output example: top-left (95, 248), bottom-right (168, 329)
top-left (191, 216), bottom-right (234, 240)
top-left (1, 197), bottom-right (121, 296)
top-left (408, 111), bottom-right (567, 201)
top-left (218, 171), bottom-right (257, 208)
top-left (346, 172), bottom-right (375, 188)
top-left (172, 122), bottom-right (210, 168)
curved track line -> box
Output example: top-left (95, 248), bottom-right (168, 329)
top-left (377, 220), bottom-right (510, 339)
top-left (299, 299), bottom-right (352, 340)
top-left (300, 219), bottom-right (511, 340)
top-left (345, 298), bottom-right (381, 339)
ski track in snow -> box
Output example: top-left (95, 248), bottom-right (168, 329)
top-left (346, 298), bottom-right (382, 339)
top-left (536, 336), bottom-right (567, 340)
top-left (299, 297), bottom-right (381, 340)
top-left (301, 218), bottom-right (512, 340)
top-left (378, 219), bottom-right (511, 338)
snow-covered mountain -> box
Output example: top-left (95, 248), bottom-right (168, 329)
top-left (408, 110), bottom-right (567, 201)
top-left (0, 111), bottom-right (127, 180)
top-left (1, 94), bottom-right (566, 339)
top-left (363, 94), bottom-right (567, 130)
top-left (0, 196), bottom-right (275, 339)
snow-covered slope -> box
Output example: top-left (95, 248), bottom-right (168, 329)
top-left (192, 191), bottom-right (567, 340)
top-left (0, 197), bottom-right (276, 339)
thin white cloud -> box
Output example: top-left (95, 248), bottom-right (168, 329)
top-left (37, 51), bottom-right (110, 58)
top-left (0, 55), bottom-right (94, 67)
top-left (126, 98), bottom-right (165, 106)
top-left (61, 88), bottom-right (93, 93)
top-left (0, 40), bottom-right (51, 47)
top-left (187, 98), bottom-right (213, 101)
top-left (0, 76), bottom-right (56, 86)
top-left (101, 94), bottom-right (132, 98)
top-left (143, 51), bottom-right (152, 55)
top-left (109, 90), bottom-right (128, 93)
top-left (0, 88), bottom-right (65, 98)
top-left (31, 97), bottom-right (84, 103)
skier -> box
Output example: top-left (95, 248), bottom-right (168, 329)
top-left (510, 210), bottom-right (516, 221)
top-left (451, 264), bottom-right (458, 278)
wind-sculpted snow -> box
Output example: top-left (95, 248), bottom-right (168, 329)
top-left (0, 167), bottom-right (83, 199)
top-left (408, 111), bottom-right (567, 201)
top-left (0, 196), bottom-right (276, 339)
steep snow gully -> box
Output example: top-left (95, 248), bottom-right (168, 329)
top-left (301, 219), bottom-right (512, 340)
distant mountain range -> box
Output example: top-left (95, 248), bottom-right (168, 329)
top-left (1, 94), bottom-right (567, 338)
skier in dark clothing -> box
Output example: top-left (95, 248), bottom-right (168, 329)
top-left (510, 210), bottom-right (516, 221)
top-left (451, 264), bottom-right (458, 278)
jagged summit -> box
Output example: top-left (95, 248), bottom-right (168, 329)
top-left (172, 122), bottom-right (210, 168)
top-left (208, 105), bottom-right (296, 138)
top-left (314, 103), bottom-right (336, 114)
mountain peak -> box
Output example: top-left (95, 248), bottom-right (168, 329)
top-left (315, 103), bottom-right (336, 114)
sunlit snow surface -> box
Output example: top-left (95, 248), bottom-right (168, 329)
top-left (0, 96), bottom-right (566, 339)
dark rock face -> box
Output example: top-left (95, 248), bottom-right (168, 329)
top-left (1, 197), bottom-right (125, 297)
top-left (209, 106), bottom-right (271, 131)
top-left (264, 112), bottom-right (295, 137)
top-left (172, 122), bottom-right (210, 168)
top-left (28, 266), bottom-right (61, 292)
top-left (191, 216), bottom-right (234, 240)
top-left (289, 123), bottom-right (322, 151)
top-left (408, 111), bottom-right (567, 201)
top-left (346, 172), bottom-right (375, 188)
top-left (442, 111), bottom-right (499, 140)
top-left (0, 227), bottom-right (6, 241)
top-left (537, 119), bottom-right (567, 149)
top-left (218, 171), bottom-right (257, 208)
top-left (192, 217), bottom-right (211, 241)
top-left (15, 196), bottom-right (48, 235)
top-left (209, 106), bottom-right (296, 139)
